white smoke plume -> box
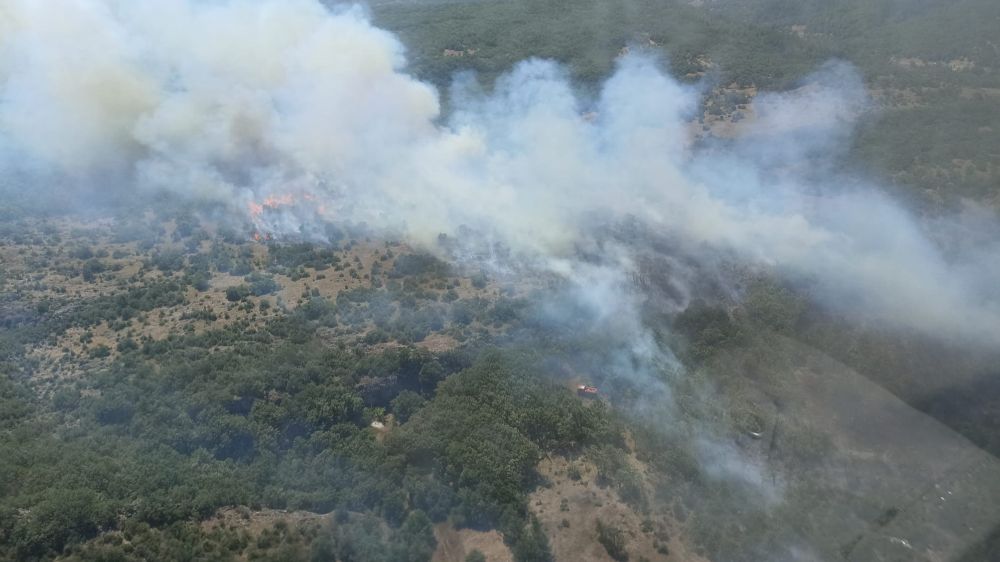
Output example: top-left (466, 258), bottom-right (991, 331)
top-left (1, 0), bottom-right (998, 345)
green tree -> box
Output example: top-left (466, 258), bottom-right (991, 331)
top-left (391, 390), bottom-right (426, 423)
top-left (512, 516), bottom-right (553, 562)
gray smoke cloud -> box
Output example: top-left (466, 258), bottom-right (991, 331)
top-left (1, 0), bottom-right (998, 347)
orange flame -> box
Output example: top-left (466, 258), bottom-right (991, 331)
top-left (263, 194), bottom-right (295, 207)
top-left (248, 193), bottom-right (298, 219)
top-left (247, 191), bottom-right (331, 240)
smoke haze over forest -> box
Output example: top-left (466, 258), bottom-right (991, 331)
top-left (2, 0), bottom-right (997, 344)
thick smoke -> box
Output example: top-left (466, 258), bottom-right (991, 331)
top-left (1, 0), bottom-right (998, 346)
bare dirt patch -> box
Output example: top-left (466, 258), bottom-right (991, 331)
top-left (529, 455), bottom-right (706, 562)
top-left (432, 523), bottom-right (512, 562)
top-left (417, 332), bottom-right (460, 353)
top-left (203, 507), bottom-right (327, 537)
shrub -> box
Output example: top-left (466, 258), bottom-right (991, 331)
top-left (226, 285), bottom-right (251, 302)
top-left (246, 273), bottom-right (279, 296)
top-left (597, 520), bottom-right (628, 562)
